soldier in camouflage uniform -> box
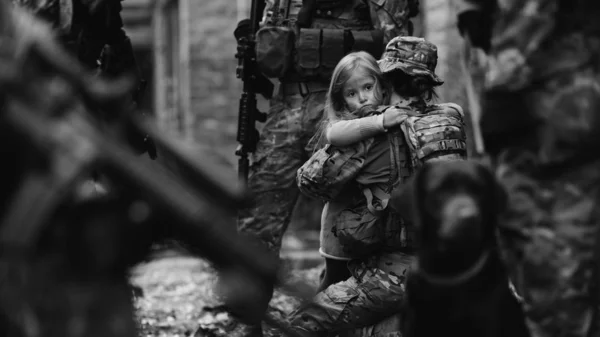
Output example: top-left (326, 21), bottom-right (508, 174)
top-left (287, 36), bottom-right (466, 337)
top-left (456, 1), bottom-right (600, 336)
top-left (236, 3), bottom-right (418, 335)
top-left (238, 0), bottom-right (420, 253)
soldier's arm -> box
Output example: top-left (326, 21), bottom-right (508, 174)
top-left (327, 105), bottom-right (422, 146)
top-left (368, 0), bottom-right (420, 43)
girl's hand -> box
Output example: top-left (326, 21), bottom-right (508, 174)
top-left (383, 107), bottom-right (416, 129)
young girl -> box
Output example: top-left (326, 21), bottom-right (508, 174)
top-left (292, 48), bottom-right (414, 337)
top-left (326, 36), bottom-right (465, 162)
top-left (291, 37), bottom-right (464, 337)
top-left (312, 51), bottom-right (393, 291)
top-left (315, 47), bottom-right (431, 291)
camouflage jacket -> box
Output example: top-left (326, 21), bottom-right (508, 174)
top-left (456, 0), bottom-right (600, 91)
top-left (297, 132), bottom-right (413, 257)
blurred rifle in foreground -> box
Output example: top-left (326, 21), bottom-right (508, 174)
top-left (0, 5), bottom-right (310, 336)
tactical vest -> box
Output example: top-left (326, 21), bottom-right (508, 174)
top-left (255, 0), bottom-right (384, 82)
top-left (399, 103), bottom-right (468, 170)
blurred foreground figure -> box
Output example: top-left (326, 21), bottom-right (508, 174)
top-left (456, 1), bottom-right (600, 336)
top-left (13, 0), bottom-right (157, 159)
top-left (0, 3), bottom-right (280, 336)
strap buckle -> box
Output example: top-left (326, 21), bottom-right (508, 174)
top-left (298, 82), bottom-right (309, 97)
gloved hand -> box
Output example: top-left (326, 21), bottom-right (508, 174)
top-left (382, 106), bottom-right (418, 129)
top-left (457, 10), bottom-right (493, 53)
top-left (234, 19), bottom-right (252, 40)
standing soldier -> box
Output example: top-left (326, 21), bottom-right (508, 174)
top-left (234, 0), bottom-right (419, 335)
top-left (456, 1), bottom-right (600, 336)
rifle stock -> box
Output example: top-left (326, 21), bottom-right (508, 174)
top-left (3, 101), bottom-right (278, 281)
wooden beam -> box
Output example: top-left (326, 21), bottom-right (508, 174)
top-left (179, 0), bottom-right (192, 142)
top-left (152, 1), bottom-right (167, 131)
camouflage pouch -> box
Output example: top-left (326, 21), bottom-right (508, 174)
top-left (334, 199), bottom-right (385, 258)
top-left (334, 199), bottom-right (411, 258)
top-left (400, 103), bottom-right (468, 169)
top-left (256, 26), bottom-right (296, 78)
top-left (295, 28), bottom-right (321, 79)
top-left (319, 28), bottom-right (346, 80)
top-left (297, 140), bottom-right (374, 202)
top-left (351, 30), bottom-right (384, 59)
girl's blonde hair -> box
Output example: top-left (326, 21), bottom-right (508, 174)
top-left (325, 51), bottom-right (389, 121)
top-left (308, 51), bottom-right (390, 151)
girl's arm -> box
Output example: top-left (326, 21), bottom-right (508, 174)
top-left (326, 106), bottom-right (417, 146)
top-left (326, 114), bottom-right (386, 146)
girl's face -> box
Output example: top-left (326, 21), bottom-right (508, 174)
top-left (342, 70), bottom-right (381, 111)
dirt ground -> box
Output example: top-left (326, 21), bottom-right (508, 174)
top-left (131, 236), bottom-right (323, 337)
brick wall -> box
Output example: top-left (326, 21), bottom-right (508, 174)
top-left (186, 1), bottom-right (243, 168)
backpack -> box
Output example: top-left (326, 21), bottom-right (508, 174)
top-left (296, 138), bottom-right (375, 202)
top-left (400, 103), bottom-right (468, 170)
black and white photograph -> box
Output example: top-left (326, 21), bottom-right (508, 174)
top-left (0, 0), bottom-right (597, 336)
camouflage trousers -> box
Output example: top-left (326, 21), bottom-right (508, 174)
top-left (287, 252), bottom-right (413, 337)
top-left (238, 87), bottom-right (327, 252)
top-left (490, 65), bottom-right (600, 337)
top-left (496, 156), bottom-right (600, 337)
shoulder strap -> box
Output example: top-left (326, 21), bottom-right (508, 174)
top-left (386, 128), bottom-right (412, 192)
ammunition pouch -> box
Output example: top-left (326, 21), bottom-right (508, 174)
top-left (294, 28), bottom-right (385, 81)
top-left (320, 28), bottom-right (346, 71)
top-left (315, 0), bottom-right (346, 11)
top-left (351, 29), bottom-right (384, 59)
top-left (255, 26), bottom-right (296, 79)
top-left (296, 28), bottom-right (323, 79)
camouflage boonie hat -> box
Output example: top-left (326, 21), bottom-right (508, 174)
top-left (378, 36), bottom-right (444, 85)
